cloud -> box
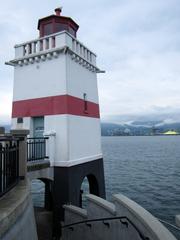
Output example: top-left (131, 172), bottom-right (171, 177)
top-left (0, 90), bottom-right (12, 124)
top-left (1, 0), bottom-right (180, 123)
top-left (103, 105), bottom-right (180, 124)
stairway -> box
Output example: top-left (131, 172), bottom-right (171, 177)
top-left (60, 194), bottom-right (177, 240)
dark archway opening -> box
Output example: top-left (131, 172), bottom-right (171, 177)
top-left (80, 174), bottom-right (99, 208)
top-left (31, 179), bottom-right (45, 207)
top-left (80, 176), bottom-right (89, 208)
top-left (31, 178), bottom-right (53, 210)
top-left (31, 178), bottom-right (53, 240)
top-left (87, 174), bottom-right (99, 196)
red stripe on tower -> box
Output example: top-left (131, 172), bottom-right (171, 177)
top-left (12, 95), bottom-right (100, 118)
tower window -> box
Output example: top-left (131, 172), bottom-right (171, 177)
top-left (43, 23), bottom-right (53, 36)
top-left (83, 93), bottom-right (88, 113)
top-left (69, 27), bottom-right (76, 37)
top-left (55, 23), bottom-right (68, 32)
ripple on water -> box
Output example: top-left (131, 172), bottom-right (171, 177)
top-left (102, 136), bottom-right (180, 238)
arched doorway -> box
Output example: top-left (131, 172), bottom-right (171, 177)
top-left (80, 176), bottom-right (89, 208)
top-left (80, 174), bottom-right (99, 208)
top-left (31, 179), bottom-right (45, 207)
top-left (87, 174), bottom-right (99, 196)
top-left (31, 178), bottom-right (53, 210)
top-left (31, 178), bottom-right (53, 240)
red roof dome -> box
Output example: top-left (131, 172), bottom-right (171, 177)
top-left (38, 8), bottom-right (79, 38)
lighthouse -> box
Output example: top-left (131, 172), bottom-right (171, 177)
top-left (7, 7), bottom-right (105, 226)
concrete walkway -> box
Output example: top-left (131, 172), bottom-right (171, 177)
top-left (34, 207), bottom-right (53, 240)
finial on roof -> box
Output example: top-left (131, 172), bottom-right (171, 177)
top-left (54, 7), bottom-right (62, 16)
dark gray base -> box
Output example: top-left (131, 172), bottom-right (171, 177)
top-left (52, 158), bottom-right (106, 238)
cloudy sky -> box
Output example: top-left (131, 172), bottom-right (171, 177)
top-left (1, 0), bottom-right (180, 124)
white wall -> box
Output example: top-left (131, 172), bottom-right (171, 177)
top-left (66, 54), bottom-right (99, 103)
top-left (44, 114), bottom-right (102, 166)
top-left (68, 115), bottom-right (102, 164)
top-left (13, 114), bottom-right (102, 167)
top-left (44, 115), bottom-right (68, 164)
top-left (13, 54), bottom-right (66, 101)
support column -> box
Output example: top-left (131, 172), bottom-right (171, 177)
top-left (44, 180), bottom-right (53, 211)
top-left (11, 129), bottom-right (29, 179)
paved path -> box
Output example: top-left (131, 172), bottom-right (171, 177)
top-left (34, 207), bottom-right (53, 240)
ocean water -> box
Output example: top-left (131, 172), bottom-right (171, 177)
top-left (31, 136), bottom-right (180, 238)
top-left (102, 136), bottom-right (180, 238)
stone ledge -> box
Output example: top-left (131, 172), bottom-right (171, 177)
top-left (27, 166), bottom-right (54, 181)
top-left (27, 160), bottom-right (50, 172)
top-left (86, 194), bottom-right (116, 215)
top-left (113, 194), bottom-right (177, 240)
top-left (63, 205), bottom-right (87, 219)
top-left (0, 180), bottom-right (30, 238)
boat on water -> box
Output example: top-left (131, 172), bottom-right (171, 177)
top-left (163, 130), bottom-right (180, 135)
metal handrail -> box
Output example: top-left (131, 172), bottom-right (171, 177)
top-left (27, 137), bottom-right (49, 161)
top-left (0, 139), bottom-right (19, 197)
top-left (62, 215), bottom-right (150, 240)
top-left (158, 218), bottom-right (180, 232)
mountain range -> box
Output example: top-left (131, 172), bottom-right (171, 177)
top-left (1, 110), bottom-right (180, 136)
top-left (1, 120), bottom-right (180, 136)
top-left (101, 121), bottom-right (180, 136)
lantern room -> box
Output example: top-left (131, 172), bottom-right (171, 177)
top-left (38, 8), bottom-right (79, 38)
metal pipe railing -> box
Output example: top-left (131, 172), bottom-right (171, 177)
top-left (62, 215), bottom-right (150, 240)
top-left (27, 137), bottom-right (49, 162)
top-left (0, 138), bottom-right (19, 197)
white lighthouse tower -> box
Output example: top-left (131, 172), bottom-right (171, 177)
top-left (8, 7), bottom-right (105, 225)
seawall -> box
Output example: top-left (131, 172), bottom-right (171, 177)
top-left (0, 180), bottom-right (38, 240)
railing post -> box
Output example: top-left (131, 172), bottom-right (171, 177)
top-left (44, 131), bottom-right (56, 166)
top-left (11, 129), bottom-right (29, 179)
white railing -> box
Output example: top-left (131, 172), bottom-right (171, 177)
top-left (72, 39), bottom-right (94, 63)
top-left (23, 36), bottom-right (56, 56)
top-left (14, 31), bottom-right (96, 65)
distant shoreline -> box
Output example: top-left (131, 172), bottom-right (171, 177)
top-left (101, 134), bottom-right (180, 137)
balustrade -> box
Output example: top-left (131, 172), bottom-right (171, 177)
top-left (15, 32), bottom-right (96, 65)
